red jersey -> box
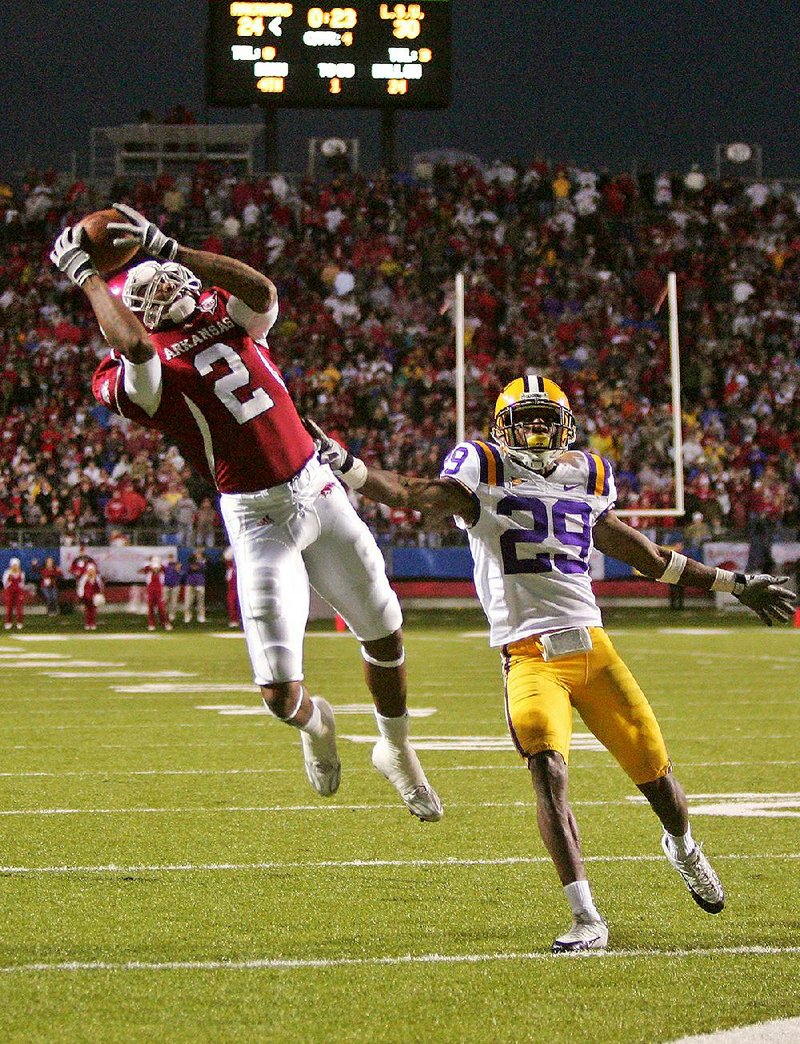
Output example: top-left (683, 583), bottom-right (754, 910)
top-left (3, 570), bottom-right (25, 592)
top-left (92, 287), bottom-right (314, 494)
top-left (77, 575), bottom-right (103, 602)
top-left (40, 566), bottom-right (62, 589)
top-left (142, 565), bottom-right (165, 593)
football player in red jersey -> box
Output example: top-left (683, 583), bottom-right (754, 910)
top-left (49, 206), bottom-right (442, 822)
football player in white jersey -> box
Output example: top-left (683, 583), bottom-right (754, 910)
top-left (307, 376), bottom-right (794, 953)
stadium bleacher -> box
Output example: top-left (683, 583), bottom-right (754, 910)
top-left (0, 160), bottom-right (797, 568)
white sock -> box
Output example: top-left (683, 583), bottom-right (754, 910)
top-left (667, 826), bottom-right (696, 859)
top-left (300, 699), bottom-right (324, 737)
top-left (564, 879), bottom-right (601, 922)
top-left (375, 710), bottom-right (409, 746)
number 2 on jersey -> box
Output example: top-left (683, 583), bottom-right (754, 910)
top-left (194, 342), bottom-right (273, 425)
top-left (498, 495), bottom-right (592, 575)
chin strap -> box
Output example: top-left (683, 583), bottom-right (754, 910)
top-left (169, 295), bottom-right (196, 323)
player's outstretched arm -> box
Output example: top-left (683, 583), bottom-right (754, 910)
top-left (108, 203), bottom-right (275, 315)
top-left (594, 511), bottom-right (795, 626)
top-left (305, 419), bottom-right (477, 524)
top-left (50, 226), bottom-right (154, 363)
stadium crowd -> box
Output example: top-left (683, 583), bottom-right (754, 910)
top-left (0, 158), bottom-right (798, 552)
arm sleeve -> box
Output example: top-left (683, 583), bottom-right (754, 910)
top-left (122, 354), bottom-right (163, 417)
top-left (439, 442), bottom-right (482, 528)
top-left (92, 353), bottom-right (163, 429)
top-left (226, 294), bottom-right (279, 341)
top-left (439, 442), bottom-right (483, 493)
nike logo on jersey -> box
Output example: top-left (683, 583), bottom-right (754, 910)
top-left (563, 483), bottom-right (582, 491)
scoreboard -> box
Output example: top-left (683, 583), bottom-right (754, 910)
top-left (206, 1), bottom-right (451, 109)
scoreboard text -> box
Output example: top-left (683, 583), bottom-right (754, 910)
top-left (206, 1), bottom-right (451, 108)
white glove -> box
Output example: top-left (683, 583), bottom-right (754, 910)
top-left (107, 202), bottom-right (178, 260)
top-left (49, 226), bottom-right (98, 287)
top-left (304, 418), bottom-right (367, 489)
top-left (733, 574), bottom-right (795, 627)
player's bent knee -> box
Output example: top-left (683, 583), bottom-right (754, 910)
top-left (261, 681), bottom-right (304, 721)
top-left (529, 750), bottom-right (569, 803)
top-left (361, 630), bottom-right (405, 668)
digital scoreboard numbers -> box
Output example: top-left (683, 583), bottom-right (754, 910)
top-left (206, 1), bottom-right (451, 108)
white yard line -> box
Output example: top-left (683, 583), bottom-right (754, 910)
top-left (10, 634), bottom-right (164, 641)
top-left (2, 944), bottom-right (800, 976)
top-left (672, 1017), bottom-right (800, 1044)
top-left (195, 704), bottom-right (437, 717)
top-left (0, 799), bottom-right (631, 817)
top-left (1, 760), bottom-right (800, 780)
top-left (0, 722), bottom-right (245, 732)
top-left (0, 660), bottom-right (126, 669)
top-left (0, 852), bottom-right (797, 876)
top-left (657, 628), bottom-right (733, 635)
top-left (41, 671), bottom-right (196, 679)
top-left (0, 652), bottom-right (69, 660)
top-left (114, 684), bottom-right (258, 694)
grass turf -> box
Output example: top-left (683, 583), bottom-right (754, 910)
top-left (0, 609), bottom-right (798, 1042)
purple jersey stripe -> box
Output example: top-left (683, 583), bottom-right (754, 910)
top-left (486, 442), bottom-right (505, 486)
top-left (468, 441), bottom-right (489, 484)
top-left (600, 457), bottom-right (611, 497)
top-left (584, 451), bottom-right (597, 495)
top-left (501, 656), bottom-right (528, 760)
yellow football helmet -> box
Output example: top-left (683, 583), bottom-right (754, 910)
top-left (491, 375), bottom-right (576, 471)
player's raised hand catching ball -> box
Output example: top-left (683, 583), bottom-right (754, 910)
top-left (49, 226), bottom-right (98, 287)
top-left (107, 202), bottom-right (178, 261)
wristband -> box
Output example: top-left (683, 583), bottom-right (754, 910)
top-left (658, 550), bottom-right (689, 584)
top-left (710, 568), bottom-right (747, 595)
top-left (340, 456), bottom-right (368, 490)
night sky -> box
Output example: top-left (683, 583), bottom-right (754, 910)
top-left (3, 0), bottom-right (798, 176)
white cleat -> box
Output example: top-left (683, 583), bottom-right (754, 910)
top-left (371, 738), bottom-right (443, 822)
top-left (300, 696), bottom-right (341, 797)
top-left (551, 916), bottom-right (609, 955)
top-left (661, 833), bottom-right (725, 913)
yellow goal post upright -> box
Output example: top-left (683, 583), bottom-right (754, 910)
top-left (452, 270), bottom-right (685, 520)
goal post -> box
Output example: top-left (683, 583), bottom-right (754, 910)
top-left (454, 271), bottom-right (466, 445)
top-left (615, 271), bottom-right (684, 518)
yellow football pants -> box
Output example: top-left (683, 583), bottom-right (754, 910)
top-left (501, 627), bottom-right (670, 785)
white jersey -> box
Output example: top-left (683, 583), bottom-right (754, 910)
top-left (440, 440), bottom-right (616, 646)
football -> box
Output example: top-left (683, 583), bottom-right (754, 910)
top-left (77, 207), bottom-right (139, 275)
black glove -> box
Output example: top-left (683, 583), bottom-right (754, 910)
top-left (733, 574), bottom-right (795, 626)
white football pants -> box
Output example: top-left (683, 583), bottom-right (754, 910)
top-left (219, 455), bottom-right (402, 686)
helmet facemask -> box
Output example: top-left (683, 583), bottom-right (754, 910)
top-left (492, 398), bottom-right (576, 472)
top-left (122, 261), bottom-right (201, 330)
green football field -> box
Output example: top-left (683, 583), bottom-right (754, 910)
top-left (1, 609), bottom-right (798, 1043)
